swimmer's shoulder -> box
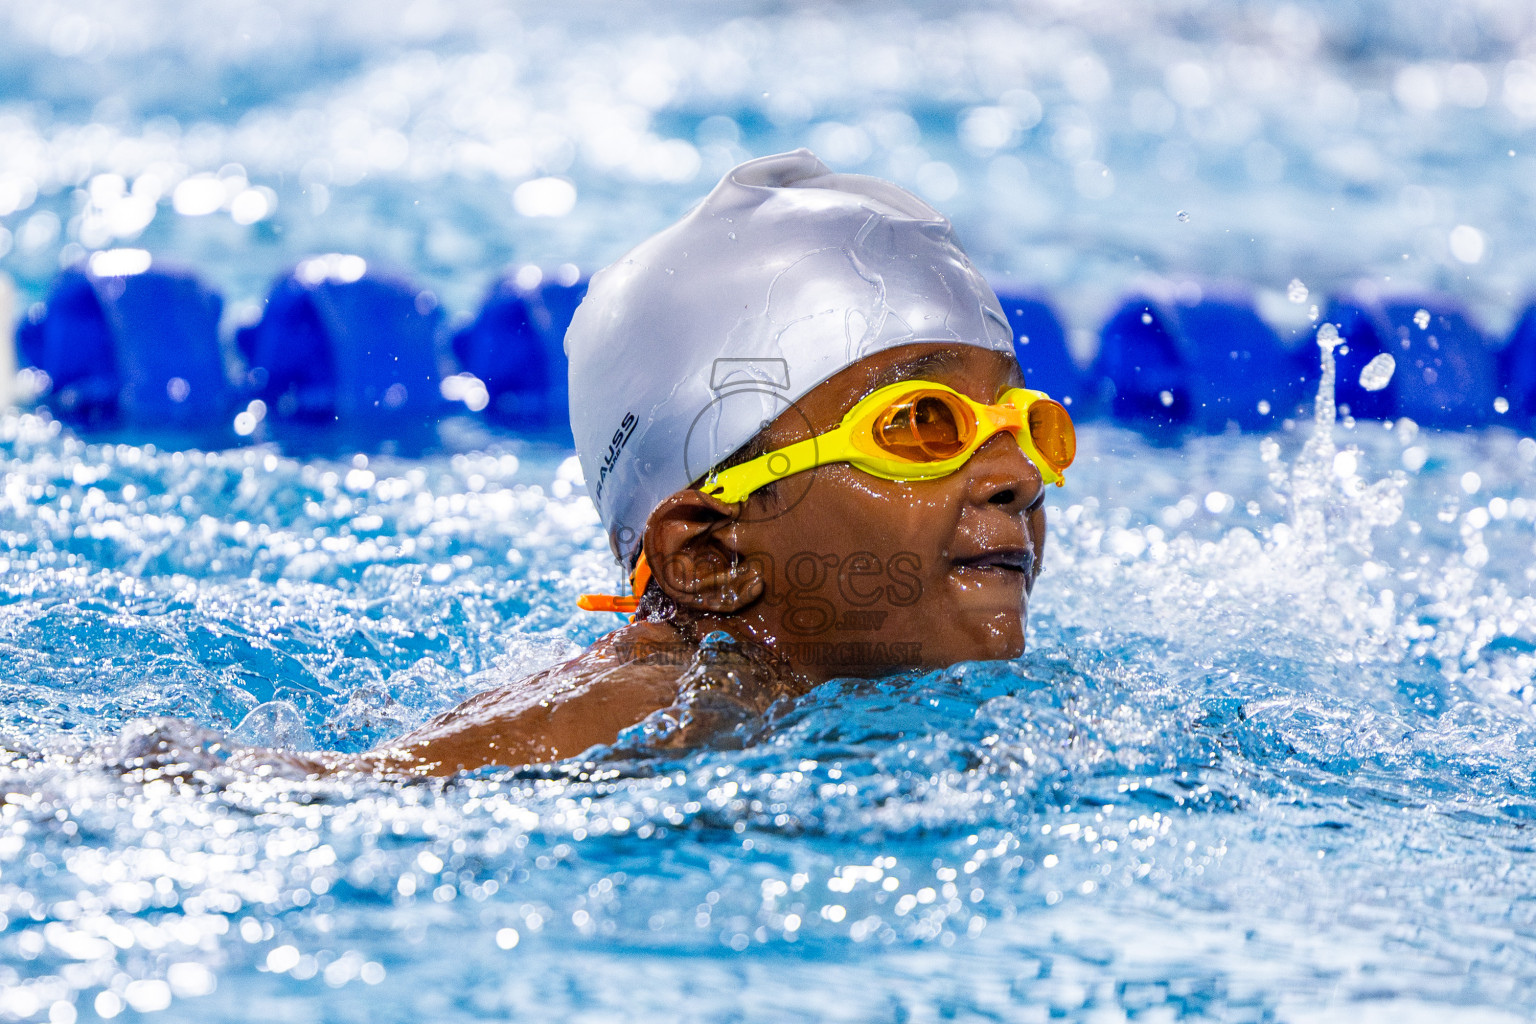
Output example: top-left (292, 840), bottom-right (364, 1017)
top-left (454, 620), bottom-right (694, 710)
top-left (354, 622), bottom-right (699, 774)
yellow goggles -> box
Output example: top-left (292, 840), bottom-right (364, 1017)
top-left (701, 379), bottom-right (1076, 505)
top-left (576, 381), bottom-right (1073, 616)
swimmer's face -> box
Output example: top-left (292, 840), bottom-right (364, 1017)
top-left (650, 343), bottom-right (1048, 682)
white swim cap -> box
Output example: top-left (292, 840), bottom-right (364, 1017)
top-left (566, 149), bottom-right (1014, 563)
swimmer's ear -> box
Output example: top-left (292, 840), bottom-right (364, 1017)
top-left (644, 490), bottom-right (766, 614)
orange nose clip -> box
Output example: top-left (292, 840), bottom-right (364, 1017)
top-left (576, 553), bottom-right (652, 617)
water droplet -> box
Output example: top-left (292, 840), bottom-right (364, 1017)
top-left (1287, 278), bottom-right (1308, 303)
top-left (1257, 399), bottom-right (1271, 415)
top-left (1159, 390), bottom-right (1174, 407)
top-left (1495, 396), bottom-right (1510, 414)
top-left (1359, 353), bottom-right (1396, 392)
top-left (1413, 308), bottom-right (1430, 330)
top-left (1176, 210), bottom-right (1190, 222)
top-left (1141, 312), bottom-right (1154, 324)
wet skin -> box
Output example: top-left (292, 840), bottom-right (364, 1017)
top-left (342, 343), bottom-right (1048, 776)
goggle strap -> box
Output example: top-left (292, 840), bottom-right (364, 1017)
top-left (704, 434), bottom-right (825, 504)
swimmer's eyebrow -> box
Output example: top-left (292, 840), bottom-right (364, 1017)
top-left (869, 350), bottom-right (966, 390)
top-left (868, 349), bottom-right (1025, 394)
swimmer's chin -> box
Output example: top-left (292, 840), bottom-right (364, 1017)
top-left (983, 620), bottom-right (1028, 661)
top-left (945, 598), bottom-right (1028, 663)
top-left (945, 564), bottom-right (1030, 621)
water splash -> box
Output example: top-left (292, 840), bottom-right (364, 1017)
top-left (231, 700), bottom-right (316, 751)
top-left (1269, 322), bottom-right (1404, 558)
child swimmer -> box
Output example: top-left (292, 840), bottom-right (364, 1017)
top-left (327, 150), bottom-right (1075, 776)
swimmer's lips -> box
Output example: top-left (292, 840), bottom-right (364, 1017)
top-left (950, 547), bottom-right (1035, 577)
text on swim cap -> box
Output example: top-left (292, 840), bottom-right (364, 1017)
top-left (594, 411), bottom-right (638, 506)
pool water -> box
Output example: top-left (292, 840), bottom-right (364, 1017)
top-left (6, 367), bottom-right (1536, 1020)
top-left (6, 0), bottom-right (1536, 1020)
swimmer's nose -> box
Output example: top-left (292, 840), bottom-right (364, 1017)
top-left (963, 431), bottom-right (1043, 514)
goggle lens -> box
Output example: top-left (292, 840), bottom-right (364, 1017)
top-left (875, 392), bottom-right (975, 459)
top-left (877, 387), bottom-right (1075, 475)
top-left (1027, 400), bottom-right (1076, 471)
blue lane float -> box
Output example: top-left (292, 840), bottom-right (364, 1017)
top-left (12, 255), bottom-right (1536, 440)
top-left (236, 255), bottom-right (443, 428)
top-left (450, 266), bottom-right (585, 438)
top-left (1500, 302), bottom-right (1536, 427)
top-left (1176, 295), bottom-right (1305, 431)
top-left (993, 291), bottom-right (1090, 416)
top-left (1381, 298), bottom-right (1496, 428)
top-left (16, 253), bottom-right (227, 428)
top-left (1092, 292), bottom-right (1303, 435)
top-left (1319, 294), bottom-right (1497, 428)
top-left (1093, 299), bottom-right (1190, 433)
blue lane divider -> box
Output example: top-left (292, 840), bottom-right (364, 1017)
top-left (1500, 302), bottom-right (1536, 427)
top-left (993, 291), bottom-right (1090, 416)
top-left (14, 256), bottom-right (1536, 438)
top-left (450, 268), bottom-right (585, 438)
top-left (1175, 295), bottom-right (1304, 431)
top-left (1092, 298), bottom-right (1190, 432)
top-left (1380, 298), bottom-right (1496, 428)
top-left (237, 256), bottom-right (443, 426)
top-left (1319, 295), bottom-right (1497, 427)
top-left (16, 259), bottom-right (227, 428)
top-left (1091, 292), bottom-right (1301, 434)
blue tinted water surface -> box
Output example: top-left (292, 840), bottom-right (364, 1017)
top-left (6, 1), bottom-right (1536, 1021)
top-left (5, 407), bottom-right (1536, 1021)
